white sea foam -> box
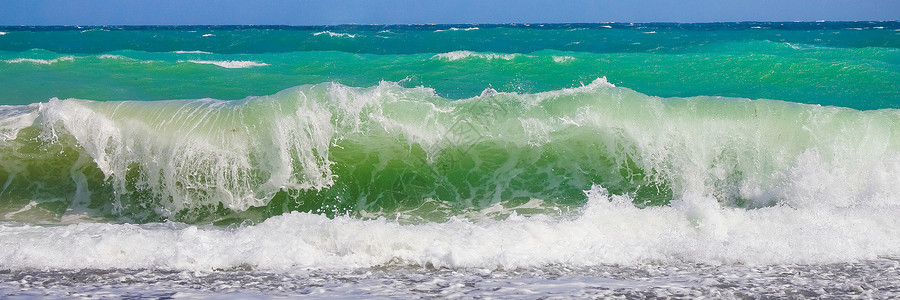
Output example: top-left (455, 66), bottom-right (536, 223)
top-left (4, 56), bottom-right (74, 65)
top-left (174, 50), bottom-right (213, 54)
top-left (0, 32), bottom-right (7, 35)
top-left (182, 60), bottom-right (269, 68)
top-left (552, 55), bottom-right (575, 63)
top-left (202, 33), bottom-right (214, 37)
top-left (313, 31), bottom-right (356, 38)
top-left (785, 42), bottom-right (802, 50)
top-left (435, 27), bottom-right (479, 32)
top-left (1, 184), bottom-right (899, 271)
top-left (80, 28), bottom-right (109, 33)
top-left (97, 54), bottom-right (128, 60)
top-left (433, 50), bottom-right (518, 61)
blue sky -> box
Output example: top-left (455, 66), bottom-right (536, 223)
top-left (1, 0), bottom-right (897, 26)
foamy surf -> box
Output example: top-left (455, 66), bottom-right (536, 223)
top-left (552, 55), bottom-right (576, 63)
top-left (313, 31), bottom-right (356, 38)
top-left (433, 50), bottom-right (520, 61)
top-left (2, 185), bottom-right (899, 271)
top-left (174, 50), bottom-right (214, 54)
top-left (435, 27), bottom-right (480, 32)
top-left (182, 60), bottom-right (270, 68)
top-left (4, 56), bottom-right (74, 64)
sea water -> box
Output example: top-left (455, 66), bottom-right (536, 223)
top-left (1, 22), bottom-right (899, 298)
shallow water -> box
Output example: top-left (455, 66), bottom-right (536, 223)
top-left (3, 260), bottom-right (899, 299)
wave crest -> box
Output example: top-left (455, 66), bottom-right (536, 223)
top-left (4, 56), bottom-right (74, 65)
top-left (313, 31), bottom-right (356, 38)
top-left (182, 60), bottom-right (269, 68)
top-left (1, 79), bottom-right (899, 224)
top-left (433, 50), bottom-right (520, 61)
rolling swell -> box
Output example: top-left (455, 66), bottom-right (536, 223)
top-left (1, 79), bottom-right (899, 224)
top-left (3, 42), bottom-right (898, 109)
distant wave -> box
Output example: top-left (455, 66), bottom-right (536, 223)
top-left (174, 50), bottom-right (213, 54)
top-left (97, 54), bottom-right (131, 60)
top-left (313, 31), bottom-right (356, 38)
top-left (552, 55), bottom-right (576, 63)
top-left (79, 28), bottom-right (109, 33)
top-left (4, 56), bottom-right (74, 65)
top-left (182, 60), bottom-right (269, 68)
top-left (433, 50), bottom-right (519, 61)
top-left (435, 27), bottom-right (479, 32)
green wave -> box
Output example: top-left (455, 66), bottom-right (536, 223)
top-left (1, 80), bottom-right (898, 224)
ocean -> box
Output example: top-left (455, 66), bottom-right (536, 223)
top-left (1, 22), bottom-right (899, 298)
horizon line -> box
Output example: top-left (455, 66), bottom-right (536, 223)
top-left (2, 20), bottom-right (899, 27)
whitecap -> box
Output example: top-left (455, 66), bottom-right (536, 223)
top-left (435, 27), bottom-right (479, 32)
top-left (313, 31), bottom-right (356, 38)
top-left (433, 50), bottom-right (518, 61)
top-left (98, 54), bottom-right (125, 59)
top-left (174, 50), bottom-right (213, 54)
top-left (552, 56), bottom-right (575, 63)
top-left (4, 56), bottom-right (75, 65)
top-left (182, 60), bottom-right (269, 68)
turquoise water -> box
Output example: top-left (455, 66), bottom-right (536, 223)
top-left (2, 25), bottom-right (900, 297)
top-left (1, 23), bottom-right (899, 109)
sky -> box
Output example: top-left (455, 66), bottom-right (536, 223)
top-left (0, 0), bottom-right (897, 26)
